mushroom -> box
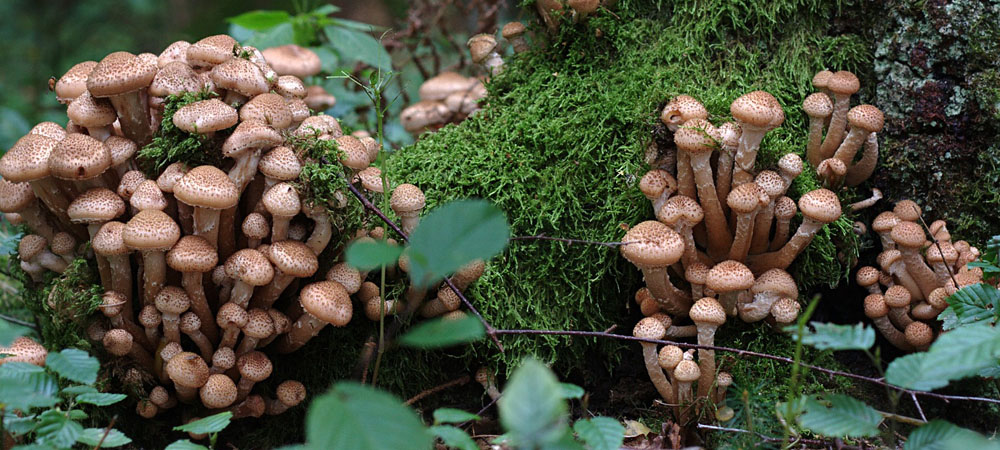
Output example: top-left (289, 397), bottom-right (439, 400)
top-left (236, 309), bottom-right (274, 356)
top-left (149, 386), bottom-right (177, 411)
top-left (632, 317), bottom-right (673, 404)
top-left (50, 232), bottom-right (77, 264)
top-left (200, 373), bottom-right (238, 409)
top-left (749, 189), bottom-right (842, 273)
top-left (714, 121), bottom-right (741, 210)
top-left (657, 345), bottom-right (683, 406)
top-left (803, 92), bottom-right (833, 167)
top-left (229, 395), bottom-right (266, 419)
top-left (103, 328), bottom-right (154, 371)
top-left (0, 179), bottom-right (56, 240)
top-left (172, 99), bottom-right (238, 137)
top-left (66, 91), bottom-right (116, 141)
top-left (925, 241), bottom-right (959, 285)
top-left (848, 188), bottom-right (882, 212)
top-left (844, 133), bottom-right (879, 187)
top-left (467, 34), bottom-right (503, 75)
top-left (673, 352), bottom-right (701, 423)
top-left (689, 298), bottom-right (726, 399)
top-left (502, 22), bottom-right (529, 53)
top-left (18, 234), bottom-right (67, 274)
top-left (167, 235), bottom-right (220, 343)
top-left (748, 171), bottom-right (785, 255)
top-left (123, 209), bottom-right (181, 306)
top-left (675, 119), bottom-right (733, 260)
top-left (863, 293), bottom-right (910, 350)
top-left (257, 146), bottom-right (302, 204)
top-left (685, 262), bottom-right (710, 299)
top-left (304, 85), bottom-right (337, 112)
top-left (474, 368), bottom-right (502, 401)
top-left (217, 302), bottom-right (249, 349)
top-left (180, 312), bottom-right (214, 361)
top-left (261, 45), bottom-right (321, 79)
top-left (263, 183), bottom-right (301, 241)
top-left (890, 222), bottom-right (939, 299)
top-left (816, 157), bottom-right (846, 189)
top-left (818, 71), bottom-right (861, 160)
top-left (884, 285), bottom-right (914, 330)
top-left (726, 181), bottom-right (766, 261)
top-left (235, 351), bottom-right (273, 401)
top-left (99, 290), bottom-right (149, 350)
top-left (302, 200), bottom-right (332, 255)
top-left (855, 266), bottom-right (882, 295)
top-left (621, 221), bottom-right (691, 315)
top-left (276, 281), bottom-right (352, 353)
top-left (54, 61), bottom-right (97, 104)
top-left (130, 180), bottom-right (168, 212)
top-left (157, 40), bottom-right (191, 67)
top-left (51, 133), bottom-right (113, 192)
top-left (275, 75), bottom-right (306, 99)
top-left (155, 286), bottom-right (191, 344)
top-left (769, 297), bottom-right (801, 328)
top-left (136, 400), bottom-right (158, 419)
top-left (833, 105), bottom-right (883, 167)
top-left (242, 213), bottom-right (270, 249)
top-left (729, 91), bottom-right (784, 187)
top-left (768, 196), bottom-right (797, 251)
top-left (225, 249), bottom-right (275, 309)
top-left (87, 52), bottom-right (157, 144)
top-left (656, 195), bottom-right (704, 269)
top-left (266, 380), bottom-right (307, 415)
top-left (706, 260), bottom-right (754, 317)
top-left (138, 305), bottom-right (162, 347)
top-left (240, 93), bottom-right (292, 130)
top-left (419, 284), bottom-right (462, 318)
top-left (165, 352), bottom-right (210, 403)
top-left (0, 134), bottom-right (75, 233)
top-left (904, 322), bottom-right (934, 351)
top-left (739, 268), bottom-right (797, 323)
top-left (252, 240), bottom-right (318, 309)
top-left (640, 169), bottom-right (677, 213)
top-left (173, 165), bottom-right (240, 249)
top-left (871, 212), bottom-right (899, 250)
top-left (390, 184), bottom-right (426, 236)
top-left (210, 57), bottom-right (270, 105)
top-left (223, 120), bottom-right (283, 193)
top-left (0, 337), bottom-right (47, 366)
top-left (210, 347), bottom-right (236, 374)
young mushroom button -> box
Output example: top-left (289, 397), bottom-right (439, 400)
top-left (225, 249), bottom-right (275, 309)
top-left (390, 184), bottom-right (426, 236)
top-left (165, 352), bottom-right (211, 403)
top-left (632, 317), bottom-right (673, 404)
top-left (689, 297), bottom-right (726, 398)
top-left (123, 209), bottom-right (181, 306)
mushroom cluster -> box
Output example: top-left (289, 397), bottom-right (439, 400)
top-left (0, 34), bottom-right (472, 427)
top-left (624, 87), bottom-right (853, 422)
top-left (400, 72), bottom-right (486, 136)
top-left (858, 200), bottom-right (983, 351)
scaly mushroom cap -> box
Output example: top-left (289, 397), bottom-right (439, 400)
top-left (778, 154), bottom-right (803, 180)
top-left (828, 71), bottom-right (860, 95)
top-left (774, 196), bottom-right (797, 220)
top-left (187, 35), bottom-right (237, 69)
top-left (156, 163), bottom-right (188, 194)
top-left (257, 148), bottom-right (300, 183)
top-left (275, 75), bottom-right (306, 98)
top-left (621, 221), bottom-right (684, 268)
top-left (68, 188), bottom-right (126, 224)
top-left (893, 200), bottom-right (921, 222)
top-left (243, 308), bottom-right (275, 340)
top-left (660, 95), bottom-right (708, 128)
top-left (355, 167), bottom-right (384, 193)
top-left (55, 61), bottom-right (98, 103)
top-left (294, 115), bottom-right (342, 137)
top-left (212, 347), bottom-right (236, 371)
top-left (123, 209), bottom-right (181, 251)
top-left (904, 322), bottom-right (934, 348)
top-left (798, 189), bottom-right (842, 224)
top-left (926, 241), bottom-right (959, 265)
top-left (658, 345), bottom-right (683, 371)
top-left (657, 195), bottom-right (703, 226)
top-left (261, 45), bottom-right (321, 78)
top-left (217, 302), bottom-right (249, 329)
top-left (117, 171), bottom-right (147, 200)
top-left (418, 72), bottom-right (479, 101)
top-left (884, 285), bottom-right (912, 309)
top-left (242, 213), bottom-right (270, 241)
top-left (50, 134), bottom-right (112, 181)
top-left (92, 221), bottom-right (128, 256)
top-left (276, 380), bottom-right (307, 407)
top-left (167, 235), bottom-right (219, 273)
top-left (50, 232), bottom-right (76, 256)
top-left (130, 180), bottom-right (168, 211)
top-left (755, 171), bottom-right (784, 200)
top-left (149, 61), bottom-right (203, 97)
top-left (632, 316), bottom-right (666, 340)
top-left (770, 297), bottom-right (801, 323)
top-left (855, 266), bottom-right (880, 288)
top-left (817, 158), bottom-right (846, 180)
top-left (166, 352), bottom-right (210, 389)
top-left (0, 134), bottom-right (58, 182)
top-left (0, 179), bottom-right (35, 213)
top-left (262, 183), bottom-right (301, 217)
top-left (237, 351), bottom-right (273, 382)
top-left (501, 21), bottom-right (527, 39)
top-left (674, 359), bottom-right (701, 383)
top-left (139, 305), bottom-right (162, 329)
top-left (730, 90), bottom-right (783, 129)
top-left (890, 221), bottom-right (925, 249)
top-left (240, 93), bottom-right (293, 129)
top-left (268, 240), bottom-right (319, 277)
top-left (467, 34), bottom-right (498, 63)
top-left (847, 105), bottom-right (884, 133)
top-left (211, 58), bottom-right (269, 97)
top-left (29, 122), bottom-right (67, 142)
top-left (179, 312), bottom-right (202, 334)
top-left (156, 286), bottom-right (191, 316)
top-left (105, 137), bottom-right (138, 168)
top-left (390, 184), bottom-right (426, 214)
top-left (222, 120), bottom-right (283, 158)
top-left (685, 262), bottom-right (710, 285)
top-left (674, 119), bottom-right (716, 154)
top-left (727, 182), bottom-right (766, 214)
top-left (689, 297), bottom-right (727, 326)
top-left (802, 92), bottom-right (833, 118)
top-left (639, 169), bottom-right (676, 201)
top-left (872, 211), bottom-right (900, 234)
top-left (200, 373), bottom-right (238, 409)
top-left (751, 269), bottom-right (798, 299)
top-left (67, 91), bottom-right (117, 128)
top-left (326, 263), bottom-right (362, 294)
top-left (173, 99), bottom-right (238, 134)
top-left (174, 165), bottom-right (240, 210)
top-left (86, 51), bottom-right (157, 97)
top-left (453, 259), bottom-right (486, 286)
top-left (157, 40), bottom-right (191, 67)
top-left (304, 85), bottom-right (337, 111)
top-left (298, 281), bottom-right (352, 326)
top-left (102, 329), bottom-right (134, 356)
top-left (706, 260), bottom-right (754, 293)
top-left (225, 249), bottom-right (275, 286)
top-left (812, 70), bottom-right (833, 91)
top-left (18, 234), bottom-right (47, 261)
top-left (0, 337), bottom-right (47, 366)
top-left (335, 135), bottom-right (370, 170)
top-left (927, 288), bottom-right (949, 310)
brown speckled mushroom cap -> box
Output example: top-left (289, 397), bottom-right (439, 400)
top-left (778, 153), bottom-right (803, 179)
top-left (657, 195), bottom-right (703, 226)
top-left (67, 91), bottom-right (116, 128)
top-left (453, 259), bottom-right (486, 286)
top-left (18, 234), bottom-right (47, 261)
top-left (673, 119), bottom-right (716, 154)
top-left (657, 345), bottom-right (683, 371)
top-left (927, 288), bottom-right (949, 310)
top-left (294, 115), bottom-right (342, 137)
top-left (501, 21), bottom-right (526, 39)
top-left (174, 165), bottom-right (240, 210)
top-left (50, 134), bottom-right (112, 181)
top-left (187, 35), bottom-right (237, 70)
top-left (240, 93), bottom-right (292, 129)
top-left (855, 266), bottom-right (880, 288)
top-left (92, 221), bottom-right (128, 257)
top-left (418, 72), bottom-right (478, 101)
top-left (798, 189), bottom-right (842, 224)
top-left (102, 329), bottom-right (134, 356)
top-left (242, 213), bottom-right (270, 241)
top-left (660, 95), bottom-right (708, 128)
top-left (727, 182), bottom-right (766, 214)
top-left (893, 200), bottom-right (921, 222)
top-left (217, 302), bottom-right (249, 330)
top-left (211, 58), bottom-right (269, 98)
top-left (685, 262), bottom-right (710, 285)
top-left (904, 322), bottom-right (934, 348)
top-left (50, 232), bottom-right (76, 256)
top-left (770, 297), bottom-right (801, 324)
top-left (0, 179), bottom-right (35, 213)
top-left (621, 220), bottom-right (684, 268)
top-left (689, 297), bottom-right (726, 326)
top-left (730, 90), bottom-right (783, 129)
top-left (751, 269), bottom-right (798, 299)
top-left (123, 209), bottom-right (181, 251)
top-left (300, 281), bottom-right (352, 326)
top-left (222, 120), bottom-right (283, 158)
top-left (105, 136), bottom-right (138, 168)
top-left (1, 134), bottom-right (58, 182)
top-left (268, 240), bottom-right (318, 278)
top-left (706, 260), bottom-right (754, 293)
top-left (802, 92), bottom-right (833, 118)
top-left (261, 45), bottom-right (321, 78)
top-left (156, 162), bottom-right (188, 193)
top-left (355, 167), bottom-right (383, 193)
top-left (237, 351), bottom-right (273, 382)
top-left (139, 305), bottom-right (162, 329)
top-left (632, 316), bottom-right (666, 340)
top-left (130, 180), bottom-right (168, 212)
top-left (275, 75), bottom-right (306, 98)
top-left (390, 184), bottom-right (426, 214)
top-left (304, 85), bottom-right (336, 111)
top-left (117, 171), bottom-right (146, 200)
top-left (262, 183), bottom-right (301, 218)
top-left (166, 352), bottom-right (210, 389)
top-left (890, 221), bottom-right (925, 249)
top-left (325, 263), bottom-right (361, 295)
top-left (225, 249), bottom-right (275, 286)
top-left (863, 294), bottom-right (888, 318)
top-left (167, 235), bottom-right (219, 273)
top-left (674, 359), bottom-right (701, 383)
top-left (30, 122), bottom-right (67, 141)
top-left (87, 52), bottom-right (157, 97)
top-left (925, 241), bottom-right (958, 265)
top-left (774, 196), bottom-right (797, 220)
top-left (638, 169), bottom-right (675, 201)
top-left (243, 308), bottom-right (274, 340)
top-left (55, 61), bottom-right (98, 103)
top-left (200, 373), bottom-right (238, 409)
top-left (872, 212), bottom-right (900, 234)
top-left (828, 71), bottom-right (860, 95)
top-left (812, 70), bottom-right (833, 90)
top-left (68, 188), bottom-right (125, 224)
top-left (0, 337), bottom-right (47, 366)
top-left (212, 347), bottom-right (236, 371)
top-left (755, 171), bottom-right (784, 200)
top-left (156, 286), bottom-right (191, 316)
top-left (276, 380), bottom-right (307, 407)
top-left (173, 99), bottom-right (238, 134)
top-left (847, 104), bottom-right (884, 133)
top-left (884, 285), bottom-right (912, 309)
top-left (149, 61), bottom-right (203, 97)
top-left (335, 135), bottom-right (370, 170)
top-left (158, 40), bottom-right (191, 67)
top-left (467, 34), bottom-right (498, 64)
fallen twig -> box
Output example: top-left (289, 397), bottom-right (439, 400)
top-left (405, 375), bottom-right (471, 405)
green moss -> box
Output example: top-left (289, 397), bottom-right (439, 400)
top-left (11, 255), bottom-right (102, 350)
top-left (137, 90), bottom-right (226, 176)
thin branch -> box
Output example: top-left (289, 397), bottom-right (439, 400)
top-left (911, 203), bottom-right (958, 288)
top-left (911, 392), bottom-right (927, 422)
top-left (92, 415), bottom-right (118, 450)
top-left (460, 395), bottom-right (500, 431)
top-left (510, 234), bottom-right (641, 248)
top-left (0, 314), bottom-right (38, 329)
top-left (404, 375), bottom-right (470, 405)
top-left (695, 424), bottom-right (854, 448)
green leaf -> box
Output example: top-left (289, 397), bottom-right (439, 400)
top-left (323, 26), bottom-right (392, 71)
top-left (399, 316), bottom-right (485, 348)
top-left (304, 382), bottom-right (432, 450)
top-left (886, 323), bottom-right (1000, 391)
top-left (227, 10), bottom-right (292, 30)
top-left (0, 363), bottom-right (59, 411)
top-left (164, 439), bottom-right (210, 450)
top-left (433, 408), bottom-right (480, 425)
top-left (947, 283), bottom-right (1000, 326)
top-left (76, 392), bottom-right (127, 406)
top-left (796, 394), bottom-right (882, 438)
top-left (0, 317), bottom-right (28, 346)
top-left (173, 411), bottom-right (232, 434)
top-left (61, 385), bottom-right (98, 396)
top-left (429, 425), bottom-right (478, 450)
top-left (905, 420), bottom-right (1000, 450)
top-left (788, 322), bottom-right (875, 351)
top-left (558, 383), bottom-right (586, 400)
top-left (345, 240), bottom-right (403, 271)
top-left (245, 23), bottom-right (296, 49)
top-left (499, 358), bottom-right (568, 448)
top-left (76, 428), bottom-right (133, 448)
top-left (406, 199), bottom-right (509, 288)
top-left (573, 417), bottom-right (625, 450)
top-left (4, 414), bottom-right (38, 435)
top-left (938, 306), bottom-right (960, 331)
top-left (10, 444), bottom-right (56, 450)
top-left (45, 348), bottom-right (99, 384)
top-left (35, 410), bottom-right (84, 448)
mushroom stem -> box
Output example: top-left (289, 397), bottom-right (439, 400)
top-left (749, 219), bottom-right (824, 273)
top-left (819, 92), bottom-right (852, 160)
top-left (304, 205), bottom-right (332, 255)
top-left (898, 248), bottom-right (939, 299)
top-left (695, 324), bottom-right (719, 399)
top-left (845, 133), bottom-right (879, 187)
top-left (193, 207), bottom-right (222, 249)
top-left (665, 325), bottom-right (697, 338)
top-left (676, 152), bottom-right (696, 200)
top-left (251, 273), bottom-right (295, 310)
top-left (848, 188), bottom-right (882, 211)
top-left (728, 207), bottom-right (758, 262)
top-left (276, 312), bottom-right (326, 353)
top-left (182, 272), bottom-right (219, 344)
top-left (732, 126), bottom-right (767, 187)
top-left (715, 150), bottom-right (734, 215)
top-left (108, 92), bottom-right (152, 145)
top-left (19, 203), bottom-right (56, 241)
top-left (805, 114), bottom-right (826, 167)
top-left (641, 267), bottom-right (691, 315)
top-left (106, 254), bottom-right (134, 316)
top-left (141, 250), bottom-right (167, 306)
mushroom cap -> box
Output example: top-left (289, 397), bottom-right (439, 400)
top-left (237, 351), bottom-right (273, 382)
top-left (179, 312), bottom-right (202, 334)
top-left (55, 61), bottom-right (98, 103)
top-left (156, 162), bottom-right (188, 193)
top-left (29, 122), bottom-right (67, 141)
top-left (166, 352), bottom-right (210, 389)
top-left (173, 99), bottom-right (238, 134)
top-left (275, 75), bottom-right (306, 98)
top-left (259, 146), bottom-right (301, 181)
top-left (276, 380), bottom-right (307, 407)
top-left (798, 189), bottom-right (842, 224)
top-left (243, 308), bottom-right (275, 340)
top-left (92, 221), bottom-right (128, 256)
top-left (706, 260), bottom-right (754, 293)
top-left (299, 281), bottom-right (353, 326)
top-left (294, 115), bottom-right (343, 137)
top-left (884, 285), bottom-right (912, 308)
top-left (211, 347), bottom-right (236, 370)
top-left (876, 250), bottom-right (903, 272)
top-left (200, 373), bottom-right (238, 409)
top-left (904, 322), bottom-right (934, 348)
top-left (67, 91), bottom-right (116, 128)
top-left (927, 288), bottom-right (949, 310)
top-left (149, 386), bottom-right (173, 407)
top-left (335, 135), bottom-right (370, 170)
top-left (418, 72), bottom-right (479, 101)
top-left (621, 221), bottom-right (684, 268)
top-left (657, 195), bottom-right (703, 226)
top-left (467, 34), bottom-right (498, 63)
top-left (871, 211), bottom-right (900, 233)
top-left (727, 181), bottom-right (767, 214)
top-left (925, 241), bottom-right (958, 264)
top-left (802, 92), bottom-right (833, 118)
top-left (268, 240), bottom-right (319, 277)
top-left (139, 305), bottom-right (162, 328)
top-left (357, 281), bottom-right (380, 302)
top-left (770, 297), bottom-right (801, 323)
top-left (18, 234), bottom-right (48, 261)
top-left (390, 184), bottom-right (426, 214)
top-left (242, 213), bottom-right (270, 240)
top-left (217, 302), bottom-right (249, 329)
top-left (716, 121), bottom-right (741, 150)
top-left (261, 45), bottom-right (321, 78)
top-left (157, 40), bottom-right (191, 68)
top-left (778, 153), bottom-right (803, 180)
top-left (674, 359), bottom-right (701, 382)
top-left (0, 337), bottom-right (47, 366)
top-left (674, 119), bottom-right (716, 154)
top-left (123, 209), bottom-right (181, 251)
top-left (50, 134), bottom-right (112, 181)
top-left (326, 263), bottom-right (362, 295)
top-left (149, 61), bottom-right (203, 97)
top-left (287, 98), bottom-right (310, 123)
top-left (847, 105), bottom-right (884, 133)
top-left (262, 182), bottom-right (301, 218)
top-left (116, 170), bottom-right (146, 200)
top-left (210, 57), bottom-right (269, 97)
top-left (155, 286), bottom-right (191, 315)
top-left (751, 269), bottom-right (798, 299)
top-left (50, 232), bottom-right (76, 256)
top-left (657, 345), bottom-right (683, 371)
top-left (225, 249), bottom-right (275, 286)
top-left (240, 93), bottom-right (293, 129)
top-left (400, 100), bottom-right (450, 132)
top-left (174, 165), bottom-right (240, 210)
top-left (105, 137), bottom-right (138, 168)
top-left (685, 262), bottom-right (710, 285)
top-left (130, 180), bottom-right (168, 211)
top-left (812, 70), bottom-right (833, 90)
top-left (889, 221), bottom-right (925, 249)
top-left (0, 179), bottom-right (35, 213)
top-left (222, 120), bottom-right (283, 158)
top-left (855, 266), bottom-right (880, 288)
top-left (453, 259), bottom-right (487, 286)
top-left (632, 316), bottom-right (666, 340)
top-left (660, 95), bottom-right (708, 128)
top-left (638, 169), bottom-right (676, 201)
top-left (304, 85), bottom-right (337, 111)
top-left (689, 297), bottom-right (726, 326)
top-left (730, 90), bottom-right (783, 129)
top-left (817, 158), bottom-right (846, 179)
top-left (68, 188), bottom-right (126, 224)
top-left (187, 35), bottom-right (237, 69)
top-left (355, 167), bottom-right (384, 193)
top-left (268, 309), bottom-right (291, 334)
top-left (774, 196), bottom-right (797, 220)
top-left (893, 200), bottom-right (921, 222)
top-left (167, 235), bottom-right (219, 273)
top-left (87, 51), bottom-right (157, 97)
top-left (754, 170), bottom-right (785, 199)
top-left (501, 21), bottom-right (527, 39)
top-left (828, 71), bottom-right (860, 95)
top-left (102, 329), bottom-right (134, 356)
